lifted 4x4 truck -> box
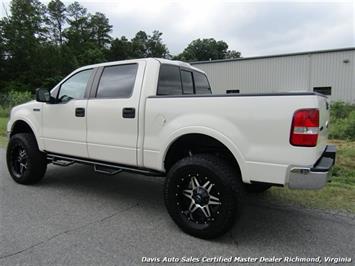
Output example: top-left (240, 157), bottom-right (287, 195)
top-left (6, 58), bottom-right (336, 239)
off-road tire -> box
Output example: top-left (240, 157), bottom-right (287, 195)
top-left (6, 133), bottom-right (47, 184)
top-left (164, 154), bottom-right (244, 239)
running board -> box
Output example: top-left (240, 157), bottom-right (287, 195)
top-left (52, 159), bottom-right (75, 167)
top-left (46, 153), bottom-right (163, 176)
top-left (94, 165), bottom-right (123, 175)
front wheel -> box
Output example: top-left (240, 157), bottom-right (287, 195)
top-left (6, 133), bottom-right (47, 184)
top-left (164, 154), bottom-right (244, 239)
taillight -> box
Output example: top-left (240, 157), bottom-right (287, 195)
top-left (290, 109), bottom-right (319, 147)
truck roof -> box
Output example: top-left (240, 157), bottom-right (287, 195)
top-left (77, 58), bottom-right (204, 73)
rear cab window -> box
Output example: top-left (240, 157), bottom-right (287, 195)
top-left (157, 64), bottom-right (211, 96)
top-left (194, 71), bottom-right (212, 94)
top-left (181, 70), bottom-right (194, 94)
top-left (157, 65), bottom-right (182, 95)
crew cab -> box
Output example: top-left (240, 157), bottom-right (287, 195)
top-left (6, 58), bottom-right (336, 239)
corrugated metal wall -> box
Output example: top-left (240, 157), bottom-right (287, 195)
top-left (192, 49), bottom-right (355, 103)
top-left (309, 51), bottom-right (355, 102)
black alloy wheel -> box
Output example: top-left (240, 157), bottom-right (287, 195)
top-left (164, 154), bottom-right (244, 239)
top-left (7, 133), bottom-right (47, 184)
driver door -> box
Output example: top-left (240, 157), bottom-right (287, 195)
top-left (42, 68), bottom-right (95, 158)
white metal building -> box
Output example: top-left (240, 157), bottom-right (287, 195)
top-left (191, 48), bottom-right (355, 103)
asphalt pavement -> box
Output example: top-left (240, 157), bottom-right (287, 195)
top-left (0, 149), bottom-right (354, 265)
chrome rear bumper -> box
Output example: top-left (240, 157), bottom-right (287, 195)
top-left (288, 145), bottom-right (336, 189)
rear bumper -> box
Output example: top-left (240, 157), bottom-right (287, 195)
top-left (288, 145), bottom-right (336, 189)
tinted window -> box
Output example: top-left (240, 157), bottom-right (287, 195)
top-left (226, 89), bottom-right (240, 94)
top-left (58, 69), bottom-right (93, 102)
top-left (97, 64), bottom-right (138, 98)
top-left (157, 65), bottom-right (182, 95)
top-left (194, 72), bottom-right (211, 94)
top-left (181, 70), bottom-right (194, 94)
top-left (313, 87), bottom-right (331, 96)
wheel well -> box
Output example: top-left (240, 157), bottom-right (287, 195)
top-left (164, 134), bottom-right (241, 174)
top-left (10, 120), bottom-right (34, 137)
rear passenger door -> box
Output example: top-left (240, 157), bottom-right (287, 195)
top-left (86, 61), bottom-right (145, 166)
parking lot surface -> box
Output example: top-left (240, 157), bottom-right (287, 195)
top-left (0, 149), bottom-right (354, 265)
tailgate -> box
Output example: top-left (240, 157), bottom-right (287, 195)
top-left (316, 95), bottom-right (330, 156)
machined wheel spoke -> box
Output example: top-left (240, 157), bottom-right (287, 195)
top-left (189, 201), bottom-right (199, 213)
top-left (209, 195), bottom-right (221, 205)
top-left (180, 173), bottom-right (223, 224)
top-left (191, 176), bottom-right (200, 189)
top-left (183, 189), bottom-right (193, 199)
top-left (19, 163), bottom-right (27, 174)
top-left (201, 205), bottom-right (211, 218)
top-left (19, 150), bottom-right (26, 158)
top-left (203, 180), bottom-right (214, 192)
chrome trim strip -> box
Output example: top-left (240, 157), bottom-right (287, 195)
top-left (293, 127), bottom-right (319, 134)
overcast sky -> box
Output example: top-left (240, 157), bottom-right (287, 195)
top-left (1, 0), bottom-right (354, 56)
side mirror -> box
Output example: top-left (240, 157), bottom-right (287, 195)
top-left (36, 88), bottom-right (53, 103)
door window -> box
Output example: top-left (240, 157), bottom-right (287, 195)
top-left (58, 69), bottom-right (93, 103)
top-left (96, 64), bottom-right (138, 98)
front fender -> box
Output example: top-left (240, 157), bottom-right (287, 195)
top-left (8, 102), bottom-right (44, 150)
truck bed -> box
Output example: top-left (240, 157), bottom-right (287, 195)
top-left (144, 92), bottom-right (329, 185)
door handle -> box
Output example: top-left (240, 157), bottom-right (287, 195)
top-left (75, 107), bottom-right (85, 117)
top-left (122, 107), bottom-right (135, 118)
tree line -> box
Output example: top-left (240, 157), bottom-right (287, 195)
top-left (0, 0), bottom-right (241, 93)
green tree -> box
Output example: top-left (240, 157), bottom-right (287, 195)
top-left (0, 0), bottom-right (242, 96)
top-left (64, 1), bottom-right (91, 65)
top-left (225, 49), bottom-right (241, 59)
top-left (64, 3), bottom-right (113, 65)
top-left (176, 38), bottom-right (241, 61)
top-left (1, 0), bottom-right (48, 91)
top-left (108, 36), bottom-right (132, 61)
top-left (130, 30), bottom-right (169, 58)
top-left (47, 0), bottom-right (67, 45)
top-left (66, 1), bottom-right (87, 25)
top-left (131, 30), bottom-right (148, 58)
top-left (78, 44), bottom-right (105, 65)
top-left (146, 30), bottom-right (169, 58)
top-left (89, 12), bottom-right (112, 48)
top-left (65, 2), bottom-right (90, 44)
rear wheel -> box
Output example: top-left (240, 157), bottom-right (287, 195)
top-left (6, 133), bottom-right (47, 184)
top-left (164, 154), bottom-right (243, 239)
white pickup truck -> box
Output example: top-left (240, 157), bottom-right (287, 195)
top-left (6, 58), bottom-right (336, 239)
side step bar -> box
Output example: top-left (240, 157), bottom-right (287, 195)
top-left (94, 165), bottom-right (123, 175)
top-left (46, 153), bottom-right (163, 176)
top-left (52, 159), bottom-right (75, 167)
